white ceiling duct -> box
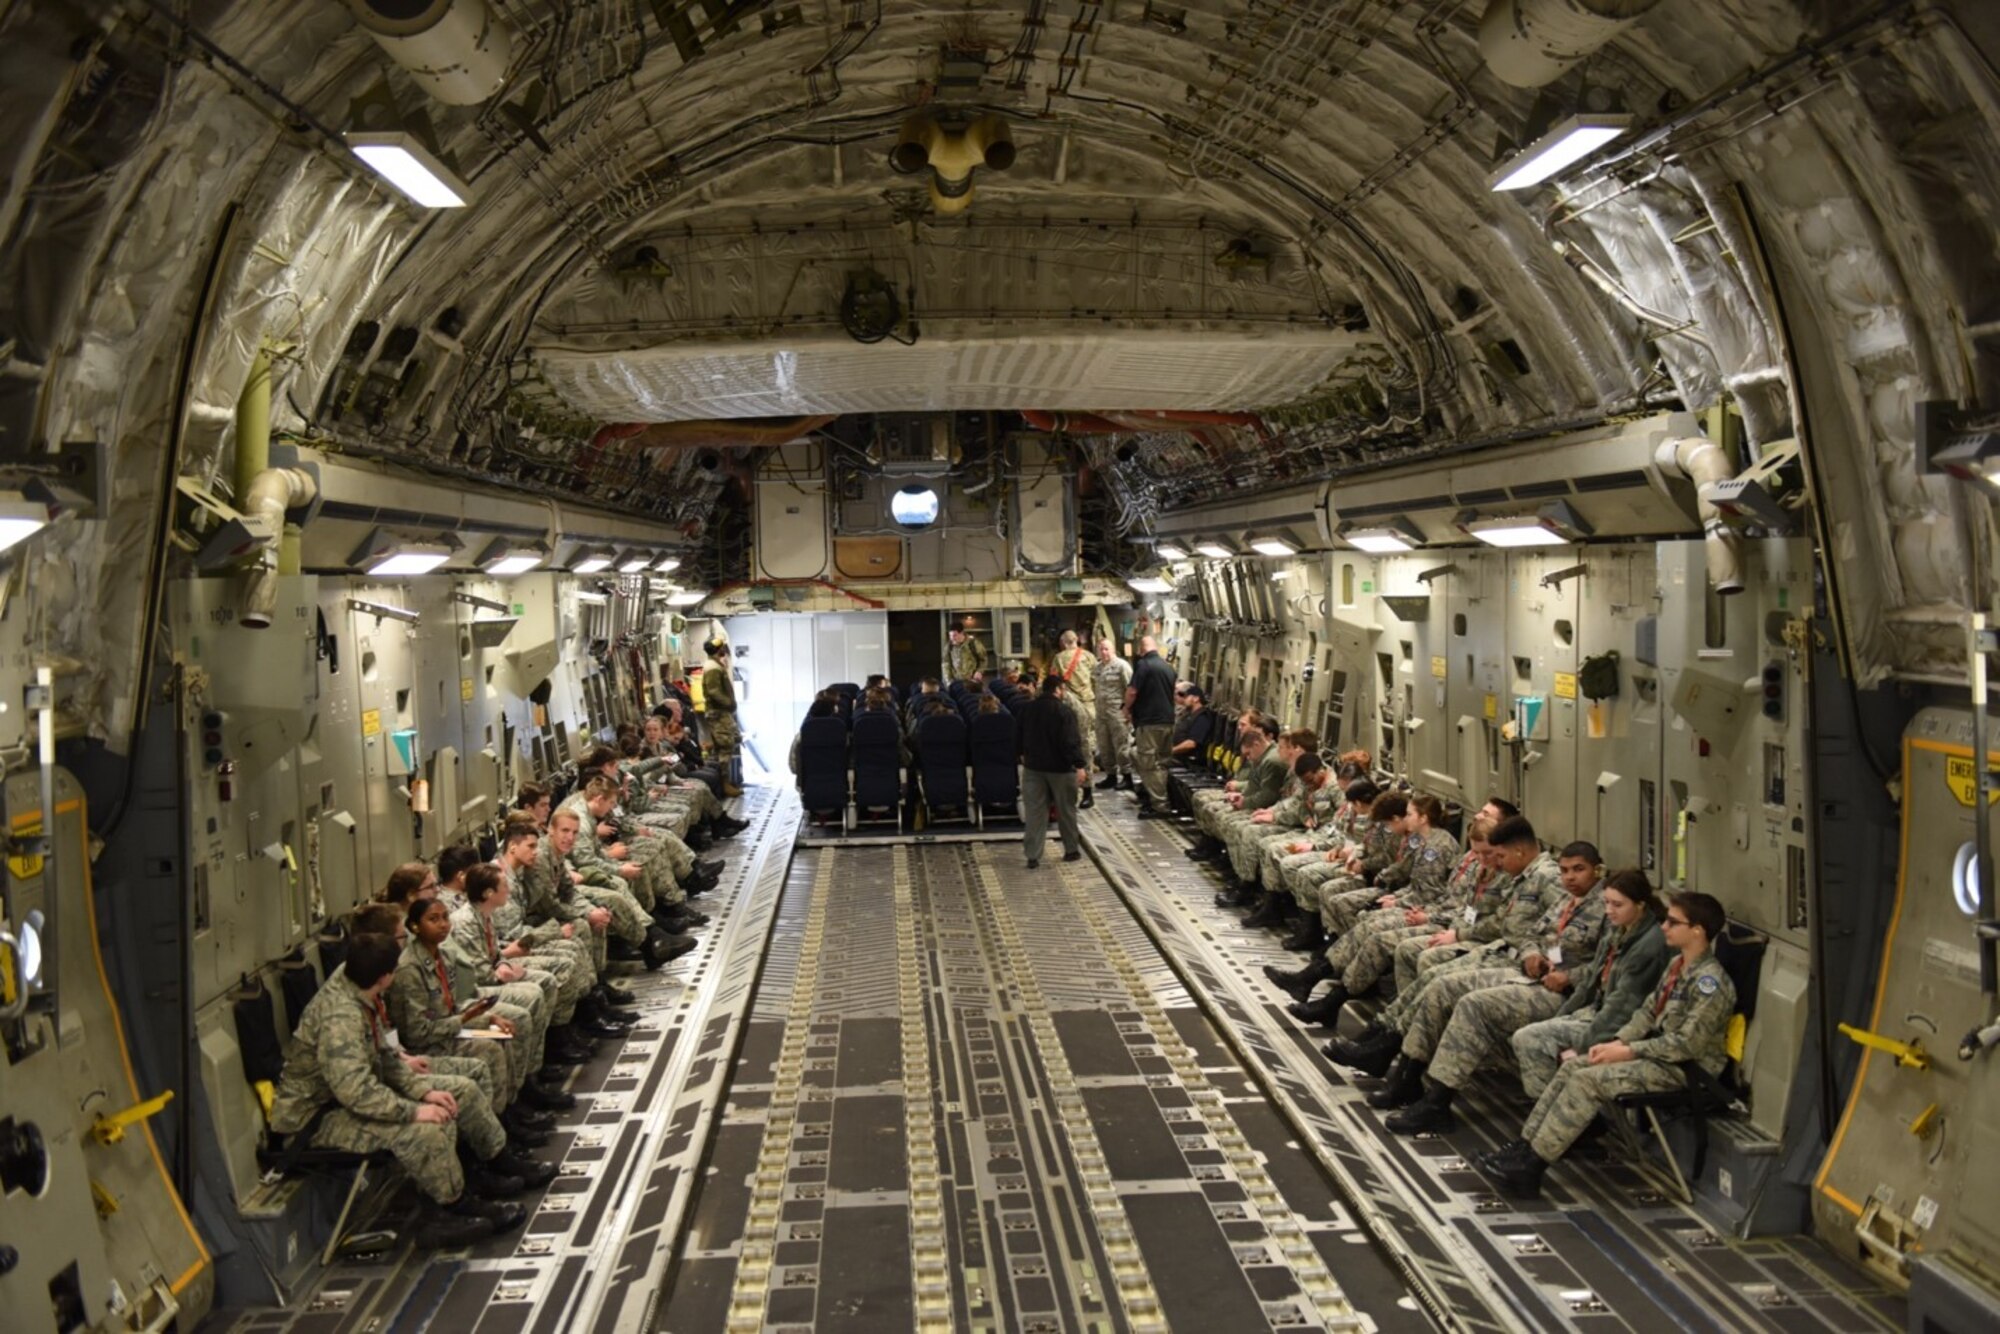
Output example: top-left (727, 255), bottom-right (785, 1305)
top-left (534, 329), bottom-right (1372, 422)
top-left (347, 0), bottom-right (514, 106)
top-left (1479, 0), bottom-right (1662, 89)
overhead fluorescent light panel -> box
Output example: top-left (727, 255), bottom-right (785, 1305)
top-left (1126, 576), bottom-right (1174, 595)
top-left (1340, 516), bottom-right (1426, 554)
top-left (1491, 114), bottom-right (1632, 191)
top-left (1246, 531), bottom-right (1300, 557)
top-left (666, 588), bottom-right (708, 607)
top-left (1193, 539), bottom-right (1234, 559)
top-left (570, 546), bottom-right (614, 574)
top-left (1465, 499), bottom-right (1594, 547)
top-left (0, 496), bottom-right (50, 554)
top-left (618, 550), bottom-right (655, 574)
top-left (1154, 541), bottom-right (1190, 562)
top-left (476, 537), bottom-right (546, 576)
top-left (347, 131), bottom-right (471, 208)
top-left (351, 527), bottom-right (454, 576)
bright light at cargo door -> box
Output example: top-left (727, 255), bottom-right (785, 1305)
top-left (890, 485), bottom-right (940, 528)
top-left (1954, 841), bottom-right (1983, 917)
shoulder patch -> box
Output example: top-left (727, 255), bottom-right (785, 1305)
top-left (1696, 974), bottom-right (1720, 995)
top-left (1423, 848), bottom-right (1440, 862)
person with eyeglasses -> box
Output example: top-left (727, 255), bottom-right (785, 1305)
top-left (1481, 889), bottom-right (1735, 1197)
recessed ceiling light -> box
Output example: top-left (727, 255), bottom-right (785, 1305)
top-left (1491, 114), bottom-right (1632, 191)
top-left (346, 132), bottom-right (471, 208)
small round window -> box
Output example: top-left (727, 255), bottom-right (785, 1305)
top-left (890, 485), bottom-right (940, 529)
top-left (1953, 841), bottom-right (1983, 918)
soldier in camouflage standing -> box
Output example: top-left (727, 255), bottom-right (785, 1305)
top-left (1049, 630), bottom-right (1097, 807)
top-left (946, 623), bottom-right (988, 683)
top-left (1090, 638), bottom-right (1134, 791)
top-left (702, 638), bottom-right (744, 796)
top-left (1482, 891), bottom-right (1736, 1196)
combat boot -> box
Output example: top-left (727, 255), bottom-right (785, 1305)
top-left (714, 814), bottom-right (751, 836)
top-left (1477, 1138), bottom-right (1535, 1171)
top-left (1326, 1023), bottom-right (1400, 1076)
top-left (1264, 954), bottom-right (1333, 999)
top-left (507, 1104), bottom-right (556, 1131)
top-left (683, 827), bottom-right (714, 852)
top-left (1096, 774), bottom-right (1119, 791)
top-left (1117, 774), bottom-right (1134, 790)
top-left (643, 927), bottom-right (697, 969)
top-left (1485, 1150), bottom-right (1548, 1197)
top-left (596, 979), bottom-right (638, 1007)
top-left (503, 1109), bottom-right (551, 1148)
top-left (462, 1151), bottom-right (525, 1199)
top-left (1280, 918), bottom-right (1326, 953)
top-left (1385, 1083), bottom-right (1456, 1134)
top-left (492, 1147), bottom-right (559, 1189)
top-left (450, 1195), bottom-right (527, 1232)
top-left (1364, 1056), bottom-right (1427, 1110)
top-left (1184, 835), bottom-right (1223, 860)
top-left (1241, 892), bottom-right (1287, 930)
top-left (1290, 984), bottom-right (1350, 1026)
top-left (421, 1203), bottom-right (496, 1247)
top-left (522, 1080), bottom-right (577, 1112)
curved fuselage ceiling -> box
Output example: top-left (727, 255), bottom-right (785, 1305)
top-left (3, 0), bottom-right (1995, 748)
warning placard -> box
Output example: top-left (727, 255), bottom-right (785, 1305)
top-left (1945, 755), bottom-right (2000, 807)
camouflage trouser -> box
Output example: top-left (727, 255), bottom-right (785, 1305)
top-left (1327, 918), bottom-right (1432, 995)
top-left (480, 983), bottom-right (550, 1088)
top-left (1423, 980), bottom-right (1567, 1089)
top-left (1224, 819), bottom-right (1291, 881)
top-left (579, 882), bottom-right (651, 946)
top-left (1384, 941), bottom-right (1496, 1029)
top-left (1193, 791), bottom-right (1238, 840)
top-left (1318, 881), bottom-right (1382, 936)
top-left (638, 807), bottom-right (695, 837)
top-left (1258, 838), bottom-right (1317, 893)
top-left (1398, 968), bottom-right (1522, 1063)
top-left (1390, 935), bottom-right (1480, 997)
top-left (425, 1050), bottom-right (504, 1112)
top-left (1094, 707), bottom-right (1131, 775)
top-left (1276, 850), bottom-right (1337, 911)
top-left (707, 710), bottom-right (741, 762)
top-left (1524, 1054), bottom-right (1686, 1164)
top-left (1064, 693), bottom-right (1095, 764)
top-left (622, 832), bottom-right (693, 905)
top-left (523, 939), bottom-right (593, 1024)
top-left (305, 1070), bottom-right (503, 1205)
top-left (1512, 1011), bottom-right (1597, 1100)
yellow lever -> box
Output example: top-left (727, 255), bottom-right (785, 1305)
top-left (1838, 1023), bottom-right (1932, 1071)
top-left (91, 1090), bottom-right (174, 1145)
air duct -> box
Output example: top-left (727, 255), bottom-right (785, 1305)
top-left (1478, 0), bottom-right (1660, 89)
top-left (347, 0), bottom-right (514, 106)
top-left (233, 345), bottom-right (318, 628)
top-left (890, 112), bottom-right (1015, 215)
top-left (1654, 434), bottom-right (1744, 595)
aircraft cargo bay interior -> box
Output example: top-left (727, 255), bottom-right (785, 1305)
top-left (0, 2), bottom-right (1997, 1332)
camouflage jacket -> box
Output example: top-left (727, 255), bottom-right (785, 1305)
top-left (1519, 882), bottom-right (1608, 971)
top-left (1431, 852), bottom-right (1491, 918)
top-left (557, 794), bottom-right (626, 880)
top-left (1618, 949), bottom-right (1736, 1075)
top-left (496, 858), bottom-right (567, 947)
top-left (1281, 780), bottom-right (1342, 837)
top-left (1353, 817), bottom-right (1403, 877)
top-left (386, 939), bottom-right (489, 1053)
top-left (1560, 912), bottom-right (1669, 1047)
top-left (703, 660), bottom-right (739, 713)
top-left (1462, 850), bottom-right (1559, 948)
top-left (271, 972), bottom-right (424, 1131)
top-left (447, 903), bottom-right (510, 982)
top-left (1236, 748), bottom-right (1290, 812)
top-left (515, 843), bottom-right (592, 927)
top-left (1311, 802), bottom-right (1369, 853)
top-left (1377, 827), bottom-right (1458, 897)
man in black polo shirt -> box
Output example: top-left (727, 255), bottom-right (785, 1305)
top-left (1015, 675), bottom-right (1090, 868)
top-left (1126, 635), bottom-right (1177, 817)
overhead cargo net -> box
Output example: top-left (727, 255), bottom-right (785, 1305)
top-left (533, 329), bottom-right (1369, 422)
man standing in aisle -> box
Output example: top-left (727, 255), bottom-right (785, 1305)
top-left (1049, 630), bottom-right (1098, 808)
top-left (1126, 635), bottom-right (1176, 818)
top-left (1016, 674), bottom-right (1090, 869)
top-left (946, 621), bottom-right (988, 682)
top-left (1091, 637), bottom-right (1134, 792)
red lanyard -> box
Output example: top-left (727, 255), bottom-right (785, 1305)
top-left (482, 915), bottom-right (497, 961)
top-left (1554, 894), bottom-right (1581, 937)
top-left (1653, 957), bottom-right (1686, 1017)
top-left (1598, 940), bottom-right (1621, 989)
top-left (367, 995), bottom-right (388, 1048)
top-left (431, 951), bottom-right (456, 1011)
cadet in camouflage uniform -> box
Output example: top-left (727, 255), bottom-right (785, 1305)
top-left (546, 805), bottom-right (694, 969)
top-left (492, 828), bottom-right (601, 1029)
top-left (1272, 819), bottom-right (1496, 1023)
top-left (702, 638), bottom-right (744, 794)
top-left (1090, 639), bottom-right (1134, 790)
top-left (1049, 631), bottom-right (1097, 776)
top-left (271, 936), bottom-right (550, 1244)
top-left (1512, 871), bottom-right (1669, 1098)
top-left (449, 864), bottom-right (567, 1072)
top-left (1254, 755), bottom-right (1341, 898)
top-left (1273, 780), bottom-right (1378, 914)
top-left (1321, 795), bottom-right (1458, 941)
top-left (393, 897), bottom-right (540, 1108)
top-left (1376, 844), bottom-right (1610, 1129)
top-left (567, 773), bottom-right (702, 912)
top-left (1484, 891), bottom-right (1736, 1195)
top-left (560, 779), bottom-right (667, 911)
top-left (1223, 732), bottom-right (1321, 890)
top-left (1282, 791), bottom-right (1408, 923)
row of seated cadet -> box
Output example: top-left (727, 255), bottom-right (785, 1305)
top-left (792, 677), bottom-right (1038, 832)
top-left (1151, 698), bottom-right (1769, 1205)
top-left (217, 741), bottom-right (745, 1269)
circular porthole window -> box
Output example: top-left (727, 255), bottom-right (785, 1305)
top-left (1953, 841), bottom-right (1983, 918)
top-left (890, 485), bottom-right (941, 529)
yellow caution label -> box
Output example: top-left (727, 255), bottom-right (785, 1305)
top-left (1945, 755), bottom-right (2000, 807)
top-left (360, 708), bottom-right (382, 738)
top-left (460, 677), bottom-right (475, 702)
top-left (1553, 672), bottom-right (1578, 700)
top-left (1483, 693), bottom-right (1498, 722)
top-left (8, 816), bottom-right (42, 881)
top-left (1430, 656), bottom-right (1447, 680)
top-left (0, 941), bottom-right (14, 1006)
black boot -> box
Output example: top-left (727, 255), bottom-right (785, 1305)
top-left (596, 980), bottom-right (638, 1007)
top-left (492, 1147), bottom-right (559, 1188)
top-left (1264, 954), bottom-right (1334, 999)
top-left (507, 1104), bottom-right (556, 1131)
top-left (684, 828), bottom-right (714, 852)
top-left (449, 1194), bottom-right (527, 1232)
top-left (548, 1026), bottom-right (596, 1066)
top-left (643, 927), bottom-right (696, 969)
top-left (1118, 774), bottom-right (1134, 790)
top-left (1385, 1083), bottom-right (1456, 1133)
top-left (1280, 918), bottom-right (1327, 953)
top-left (1184, 836), bottom-right (1222, 860)
top-left (1478, 1138), bottom-right (1536, 1171)
top-left (1365, 1056), bottom-right (1427, 1110)
top-left (608, 937), bottom-right (645, 962)
top-left (1225, 882), bottom-right (1263, 908)
top-left (1097, 774), bottom-right (1119, 791)
top-left (1486, 1149), bottom-right (1549, 1197)
top-left (523, 1080), bottom-right (577, 1112)
top-left (1290, 984), bottom-right (1350, 1026)
top-left (462, 1153), bottom-right (525, 1199)
top-left (1242, 892), bottom-right (1286, 929)
top-left (504, 1110), bottom-right (551, 1148)
top-left (577, 1000), bottom-right (634, 1040)
top-left (422, 1202), bottom-right (497, 1246)
top-left (1326, 1024), bottom-right (1401, 1077)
